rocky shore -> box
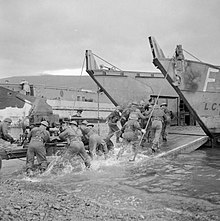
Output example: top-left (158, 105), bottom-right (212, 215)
top-left (1, 177), bottom-right (220, 221)
top-left (0, 178), bottom-right (145, 221)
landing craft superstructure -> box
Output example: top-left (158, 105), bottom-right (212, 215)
top-left (85, 50), bottom-right (177, 106)
top-left (149, 36), bottom-right (220, 143)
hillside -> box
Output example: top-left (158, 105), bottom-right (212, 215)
top-left (0, 75), bottom-right (97, 91)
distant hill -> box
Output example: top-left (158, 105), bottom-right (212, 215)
top-left (0, 75), bottom-right (98, 91)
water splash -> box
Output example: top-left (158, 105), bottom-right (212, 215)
top-left (43, 155), bottom-right (85, 177)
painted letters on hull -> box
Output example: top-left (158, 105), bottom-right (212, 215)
top-left (149, 36), bottom-right (220, 135)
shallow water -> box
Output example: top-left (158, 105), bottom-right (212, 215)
top-left (1, 127), bottom-right (220, 219)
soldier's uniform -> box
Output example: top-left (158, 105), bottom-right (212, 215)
top-left (0, 118), bottom-right (15, 143)
top-left (106, 107), bottom-right (122, 143)
top-left (59, 121), bottom-right (91, 168)
top-left (129, 102), bottom-right (147, 122)
top-left (160, 103), bottom-right (171, 141)
top-left (150, 105), bottom-right (167, 151)
top-left (120, 107), bottom-right (131, 127)
top-left (81, 122), bottom-right (108, 159)
top-left (117, 112), bottom-right (143, 161)
top-left (26, 121), bottom-right (50, 173)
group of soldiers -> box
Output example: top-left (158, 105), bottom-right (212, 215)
top-left (105, 100), bottom-right (172, 161)
top-left (0, 100), bottom-right (171, 176)
top-left (24, 118), bottom-right (112, 176)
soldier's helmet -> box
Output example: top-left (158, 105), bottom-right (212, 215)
top-left (41, 121), bottom-right (49, 127)
top-left (69, 120), bottom-right (78, 126)
top-left (4, 118), bottom-right (12, 123)
top-left (131, 102), bottom-right (138, 106)
top-left (153, 104), bottom-right (160, 109)
top-left (129, 112), bottom-right (139, 120)
top-left (81, 120), bottom-right (88, 125)
top-left (116, 105), bottom-right (123, 111)
top-left (160, 103), bottom-right (168, 107)
top-left (87, 123), bottom-right (94, 127)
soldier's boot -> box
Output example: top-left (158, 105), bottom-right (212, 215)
top-left (129, 150), bottom-right (138, 162)
top-left (116, 137), bottom-right (120, 143)
top-left (26, 168), bottom-right (34, 177)
top-left (163, 137), bottom-right (167, 142)
top-left (151, 144), bottom-right (158, 153)
top-left (84, 161), bottom-right (91, 168)
top-left (116, 146), bottom-right (125, 159)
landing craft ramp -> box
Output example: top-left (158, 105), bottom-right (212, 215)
top-left (151, 126), bottom-right (209, 158)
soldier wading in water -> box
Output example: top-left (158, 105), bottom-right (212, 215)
top-left (59, 120), bottom-right (91, 168)
top-left (117, 112), bottom-right (146, 161)
top-left (26, 121), bottom-right (50, 176)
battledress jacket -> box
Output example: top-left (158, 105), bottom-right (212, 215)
top-left (27, 127), bottom-right (50, 144)
top-left (59, 127), bottom-right (82, 143)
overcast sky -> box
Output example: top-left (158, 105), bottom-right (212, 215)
top-left (0, 0), bottom-right (220, 78)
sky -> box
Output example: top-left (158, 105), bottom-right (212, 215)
top-left (0, 0), bottom-right (220, 78)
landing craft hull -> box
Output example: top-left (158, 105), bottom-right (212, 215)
top-left (149, 36), bottom-right (220, 139)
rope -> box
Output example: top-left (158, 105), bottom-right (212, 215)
top-left (183, 49), bottom-right (203, 62)
top-left (71, 56), bottom-right (86, 118)
top-left (92, 52), bottom-right (122, 71)
top-left (91, 53), bottom-right (157, 101)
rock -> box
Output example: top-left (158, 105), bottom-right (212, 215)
top-left (139, 214), bottom-right (145, 220)
top-left (13, 205), bottom-right (21, 210)
top-left (52, 204), bottom-right (61, 210)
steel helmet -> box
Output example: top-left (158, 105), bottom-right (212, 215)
top-left (129, 112), bottom-right (139, 120)
top-left (131, 102), bottom-right (138, 106)
top-left (41, 121), bottom-right (49, 127)
top-left (153, 104), bottom-right (160, 109)
top-left (69, 120), bottom-right (78, 126)
top-left (160, 103), bottom-right (167, 107)
top-left (87, 123), bottom-right (94, 127)
top-left (81, 120), bottom-right (88, 125)
top-left (4, 118), bottom-right (12, 123)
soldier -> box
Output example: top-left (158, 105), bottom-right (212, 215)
top-left (120, 104), bottom-right (132, 127)
top-left (80, 121), bottom-right (108, 160)
top-left (26, 121), bottom-right (50, 175)
top-left (150, 104), bottom-right (167, 152)
top-left (79, 120), bottom-right (90, 146)
top-left (105, 106), bottom-right (122, 143)
top-left (160, 103), bottom-right (171, 141)
top-left (0, 118), bottom-right (16, 144)
top-left (129, 102), bottom-right (147, 121)
top-left (117, 112), bottom-right (145, 161)
top-left (20, 79), bottom-right (30, 95)
top-left (71, 109), bottom-right (83, 126)
top-left (59, 120), bottom-right (91, 168)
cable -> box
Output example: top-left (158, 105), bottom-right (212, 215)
top-left (90, 52), bottom-right (161, 100)
top-left (183, 49), bottom-right (203, 62)
top-left (71, 56), bottom-right (86, 118)
top-left (92, 52), bottom-right (123, 71)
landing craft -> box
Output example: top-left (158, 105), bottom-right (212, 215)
top-left (85, 50), bottom-right (177, 107)
top-left (148, 36), bottom-right (220, 146)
